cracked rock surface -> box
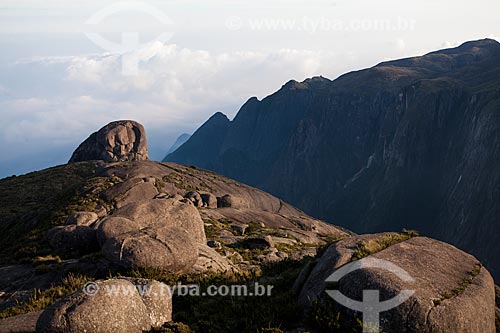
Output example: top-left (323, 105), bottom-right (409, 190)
top-left (69, 120), bottom-right (149, 163)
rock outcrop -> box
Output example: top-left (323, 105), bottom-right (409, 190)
top-left (217, 194), bottom-right (249, 209)
top-left (164, 39), bottom-right (500, 280)
top-left (69, 120), bottom-right (149, 163)
top-left (36, 278), bottom-right (171, 333)
top-left (95, 216), bottom-right (138, 246)
top-left (102, 226), bottom-right (199, 272)
top-left (46, 225), bottom-right (99, 256)
top-left (187, 243), bottom-right (237, 275)
top-left (47, 197), bottom-right (206, 272)
top-left (111, 198), bottom-right (206, 243)
top-left (64, 212), bottom-right (98, 227)
top-left (184, 191), bottom-right (203, 207)
top-left (200, 192), bottom-right (218, 208)
top-left (296, 232), bottom-right (402, 307)
top-left (297, 236), bottom-right (496, 332)
top-left (37, 160), bottom-right (345, 275)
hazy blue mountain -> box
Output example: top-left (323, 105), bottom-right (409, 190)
top-left (165, 39), bottom-right (500, 278)
top-left (165, 133), bottom-right (191, 156)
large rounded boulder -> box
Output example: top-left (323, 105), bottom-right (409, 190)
top-left (64, 212), bottom-right (98, 226)
top-left (188, 243), bottom-right (237, 275)
top-left (217, 194), bottom-right (249, 209)
top-left (111, 198), bottom-right (206, 243)
top-left (36, 278), bottom-right (171, 333)
top-left (102, 226), bottom-right (199, 272)
top-left (46, 225), bottom-right (99, 256)
top-left (95, 216), bottom-right (139, 246)
top-left (297, 236), bottom-right (496, 333)
top-left (296, 233), bottom-right (399, 306)
top-left (69, 120), bottom-right (149, 163)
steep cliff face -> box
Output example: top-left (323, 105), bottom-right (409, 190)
top-left (163, 112), bottom-right (230, 169)
top-left (165, 39), bottom-right (500, 278)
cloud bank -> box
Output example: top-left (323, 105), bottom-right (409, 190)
top-left (0, 42), bottom-right (351, 178)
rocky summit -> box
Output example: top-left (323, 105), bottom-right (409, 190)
top-left (0, 119), bottom-right (499, 332)
top-left (69, 120), bottom-right (149, 163)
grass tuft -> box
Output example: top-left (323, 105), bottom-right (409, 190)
top-left (351, 230), bottom-right (419, 261)
top-left (0, 273), bottom-right (93, 319)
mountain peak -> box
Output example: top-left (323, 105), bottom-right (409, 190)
top-left (163, 112), bottom-right (230, 164)
top-left (207, 112), bottom-right (230, 124)
top-left (242, 96), bottom-right (260, 107)
top-left (376, 38), bottom-right (500, 70)
top-left (429, 38), bottom-right (500, 56)
top-left (282, 79), bottom-right (309, 90)
top-left (304, 75), bottom-right (330, 83)
top-left (283, 76), bottom-right (331, 90)
top-left (210, 111), bottom-right (228, 119)
top-left (166, 133), bottom-right (191, 155)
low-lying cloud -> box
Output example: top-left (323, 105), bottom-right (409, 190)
top-left (0, 42), bottom-right (350, 178)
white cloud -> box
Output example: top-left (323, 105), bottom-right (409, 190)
top-left (0, 42), bottom-right (350, 177)
top-left (440, 40), bottom-right (462, 49)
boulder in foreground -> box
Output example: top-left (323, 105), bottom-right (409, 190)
top-left (36, 278), bottom-right (171, 333)
top-left (297, 236), bottom-right (495, 332)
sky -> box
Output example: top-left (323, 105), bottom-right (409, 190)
top-left (0, 0), bottom-right (499, 178)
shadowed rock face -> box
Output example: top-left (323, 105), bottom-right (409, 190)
top-left (163, 112), bottom-right (230, 168)
top-left (164, 39), bottom-right (500, 279)
top-left (69, 120), bottom-right (149, 163)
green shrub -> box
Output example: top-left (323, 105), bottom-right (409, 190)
top-left (149, 322), bottom-right (192, 333)
top-left (306, 298), bottom-right (342, 332)
top-left (169, 259), bottom-right (306, 333)
top-left (433, 264), bottom-right (482, 306)
top-left (351, 230), bottom-right (419, 261)
top-left (306, 298), bottom-right (381, 333)
top-left (260, 328), bottom-right (283, 333)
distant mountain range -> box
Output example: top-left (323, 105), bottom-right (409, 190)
top-left (165, 133), bottom-right (191, 156)
top-left (165, 39), bottom-right (500, 279)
